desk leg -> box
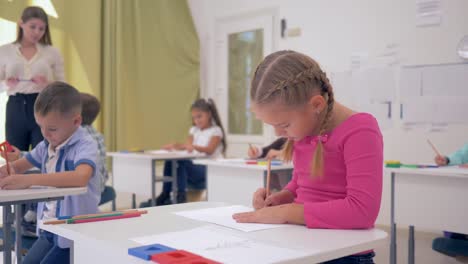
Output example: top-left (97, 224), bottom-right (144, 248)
top-left (409, 225), bottom-right (415, 264)
top-left (390, 172), bottom-right (397, 264)
top-left (171, 160), bottom-right (178, 203)
top-left (3, 205), bottom-right (12, 264)
top-left (151, 160), bottom-right (156, 207)
top-left (15, 204), bottom-right (23, 263)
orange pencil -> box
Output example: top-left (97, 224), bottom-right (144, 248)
top-left (266, 158), bottom-right (272, 197)
top-left (427, 139), bottom-right (441, 156)
top-left (0, 142), bottom-right (12, 175)
top-left (248, 143), bottom-right (255, 152)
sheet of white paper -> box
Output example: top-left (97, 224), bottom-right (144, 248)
top-left (215, 158), bottom-right (247, 163)
top-left (416, 0), bottom-right (442, 27)
top-left (131, 226), bottom-right (309, 264)
top-left (174, 205), bottom-right (285, 232)
top-left (145, 149), bottom-right (203, 156)
top-left (145, 149), bottom-right (171, 154)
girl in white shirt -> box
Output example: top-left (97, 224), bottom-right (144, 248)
top-left (0, 6), bottom-right (65, 151)
top-left (142, 98), bottom-right (226, 206)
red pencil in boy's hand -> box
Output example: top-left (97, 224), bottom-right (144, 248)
top-left (0, 141), bottom-right (13, 175)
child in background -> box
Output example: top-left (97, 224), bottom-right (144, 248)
top-left (80, 93), bottom-right (109, 193)
top-left (141, 98), bottom-right (226, 206)
top-left (434, 143), bottom-right (468, 167)
top-left (247, 137), bottom-right (286, 160)
top-left (232, 50), bottom-right (383, 264)
top-left (248, 137), bottom-right (290, 192)
top-left (433, 143), bottom-right (468, 260)
top-left (0, 82), bottom-right (100, 264)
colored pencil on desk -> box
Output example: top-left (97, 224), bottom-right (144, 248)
top-left (69, 212), bottom-right (142, 224)
top-left (427, 139), bottom-right (441, 156)
top-left (44, 210), bottom-right (147, 225)
top-left (57, 209), bottom-right (147, 220)
top-left (266, 158), bottom-right (272, 197)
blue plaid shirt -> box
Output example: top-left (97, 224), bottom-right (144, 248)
top-left (82, 125), bottom-right (109, 192)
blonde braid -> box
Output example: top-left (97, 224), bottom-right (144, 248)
top-left (310, 71), bottom-right (335, 177)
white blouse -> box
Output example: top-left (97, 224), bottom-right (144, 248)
top-left (189, 125), bottom-right (224, 159)
top-left (0, 43), bottom-right (65, 95)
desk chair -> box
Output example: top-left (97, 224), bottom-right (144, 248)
top-left (432, 232), bottom-right (468, 261)
top-left (99, 185), bottom-right (117, 211)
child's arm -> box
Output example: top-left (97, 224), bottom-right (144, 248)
top-left (192, 136), bottom-right (222, 155)
top-left (0, 164), bottom-right (93, 189)
top-left (447, 144), bottom-right (468, 165)
top-left (260, 138), bottom-right (287, 158)
top-left (0, 157), bottom-right (34, 177)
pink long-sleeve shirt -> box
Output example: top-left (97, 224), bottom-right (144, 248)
top-left (284, 113), bottom-right (383, 229)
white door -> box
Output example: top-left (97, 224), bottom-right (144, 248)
top-left (213, 10), bottom-right (278, 157)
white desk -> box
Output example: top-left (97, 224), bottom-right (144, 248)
top-left (0, 187), bottom-right (87, 264)
top-left (41, 202), bottom-right (387, 264)
top-left (193, 159), bottom-right (294, 206)
top-left (107, 151), bottom-right (205, 207)
top-left (386, 167), bottom-right (468, 264)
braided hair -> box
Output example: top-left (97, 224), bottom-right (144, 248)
top-left (250, 51), bottom-right (334, 177)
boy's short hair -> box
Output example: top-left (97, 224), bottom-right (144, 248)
top-left (34, 81), bottom-right (82, 116)
top-left (80, 93), bottom-right (101, 125)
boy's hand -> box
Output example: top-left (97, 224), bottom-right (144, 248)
top-left (0, 145), bottom-right (21, 161)
top-left (247, 146), bottom-right (260, 159)
top-left (0, 174), bottom-right (31, 190)
top-left (0, 163), bottom-right (16, 178)
top-left (434, 155), bottom-right (448, 166)
top-left (0, 166), bottom-right (8, 178)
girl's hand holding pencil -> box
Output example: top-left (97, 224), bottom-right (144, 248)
top-left (247, 143), bottom-right (260, 159)
top-left (434, 155), bottom-right (449, 166)
top-left (252, 188), bottom-right (295, 210)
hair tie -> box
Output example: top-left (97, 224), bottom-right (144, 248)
top-left (311, 134), bottom-right (328, 144)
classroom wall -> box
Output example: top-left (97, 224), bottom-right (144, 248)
top-left (188, 0), bottom-right (468, 227)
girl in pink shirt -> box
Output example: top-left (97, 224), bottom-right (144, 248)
top-left (233, 50), bottom-right (383, 264)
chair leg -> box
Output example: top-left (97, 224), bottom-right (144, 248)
top-left (111, 199), bottom-right (116, 211)
top-left (132, 193), bottom-right (136, 209)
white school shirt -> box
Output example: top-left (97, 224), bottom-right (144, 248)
top-left (0, 43), bottom-right (65, 95)
top-left (190, 125), bottom-right (224, 159)
top-left (42, 135), bottom-right (73, 220)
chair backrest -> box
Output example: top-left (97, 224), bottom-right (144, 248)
top-left (99, 185), bottom-right (116, 205)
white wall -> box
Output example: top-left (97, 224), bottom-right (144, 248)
top-left (188, 0), bottom-right (468, 227)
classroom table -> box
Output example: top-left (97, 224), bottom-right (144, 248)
top-left (107, 151), bottom-right (205, 207)
top-left (0, 187), bottom-right (87, 264)
top-left (41, 201), bottom-right (387, 264)
top-left (193, 159), bottom-right (294, 206)
top-left (386, 166), bottom-right (468, 264)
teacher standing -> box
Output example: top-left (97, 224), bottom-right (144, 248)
top-left (0, 6), bottom-right (65, 150)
